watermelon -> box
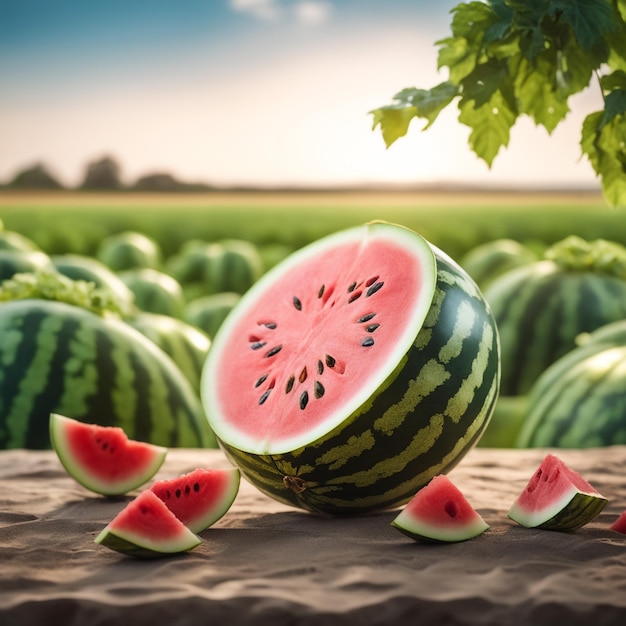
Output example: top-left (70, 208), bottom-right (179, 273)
top-left (516, 345), bottom-right (626, 448)
top-left (95, 490), bottom-right (202, 558)
top-left (119, 268), bottom-right (186, 318)
top-left (50, 253), bottom-right (136, 315)
top-left (49, 413), bottom-right (167, 495)
top-left (0, 229), bottom-right (41, 252)
top-left (0, 276), bottom-right (215, 449)
top-left (483, 236), bottom-right (626, 395)
top-left (97, 231), bottom-right (162, 271)
top-left (609, 511), bottom-right (626, 534)
top-left (391, 474), bottom-right (489, 542)
top-left (126, 312), bottom-right (211, 392)
top-left (508, 454), bottom-right (608, 531)
top-left (185, 292), bottom-right (241, 339)
top-left (459, 238), bottom-right (538, 290)
top-left (150, 467), bottom-right (240, 533)
top-left (201, 222), bottom-right (500, 515)
top-left (0, 249), bottom-right (54, 281)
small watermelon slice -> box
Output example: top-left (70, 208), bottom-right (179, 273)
top-left (50, 413), bottom-right (167, 496)
top-left (150, 467), bottom-right (241, 533)
top-left (609, 511), bottom-right (626, 534)
top-left (508, 453), bottom-right (608, 531)
top-left (391, 475), bottom-right (489, 543)
top-left (95, 490), bottom-right (201, 558)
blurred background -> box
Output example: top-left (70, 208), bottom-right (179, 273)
top-left (0, 0), bottom-right (601, 190)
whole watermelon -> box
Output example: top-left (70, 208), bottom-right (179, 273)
top-left (483, 236), bottom-right (626, 395)
top-left (0, 273), bottom-right (215, 449)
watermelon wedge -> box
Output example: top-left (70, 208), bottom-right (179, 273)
top-left (95, 490), bottom-right (201, 558)
top-left (50, 413), bottom-right (167, 496)
top-left (391, 475), bottom-right (489, 543)
top-left (609, 511), bottom-right (626, 534)
top-left (150, 467), bottom-right (240, 533)
top-left (508, 454), bottom-right (608, 531)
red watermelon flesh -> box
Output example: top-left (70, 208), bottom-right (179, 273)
top-left (508, 453), bottom-right (607, 531)
top-left (150, 467), bottom-right (240, 533)
top-left (50, 413), bottom-right (167, 496)
top-left (203, 222), bottom-right (437, 455)
top-left (391, 474), bottom-right (489, 542)
top-left (95, 490), bottom-right (201, 558)
top-left (610, 511), bottom-right (626, 534)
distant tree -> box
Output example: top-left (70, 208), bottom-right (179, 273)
top-left (6, 162), bottom-right (64, 189)
top-left (133, 172), bottom-right (184, 192)
top-left (79, 156), bottom-right (123, 190)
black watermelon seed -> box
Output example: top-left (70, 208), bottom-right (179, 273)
top-left (314, 381), bottom-right (325, 399)
top-left (366, 324), bottom-right (380, 332)
top-left (285, 376), bottom-right (295, 393)
top-left (366, 281), bottom-right (384, 297)
top-left (361, 337), bottom-right (375, 347)
top-left (185, 485), bottom-right (191, 495)
top-left (264, 345), bottom-right (283, 358)
top-left (251, 341), bottom-right (267, 350)
top-left (193, 482), bottom-right (200, 492)
top-left (165, 490), bottom-right (171, 499)
top-left (263, 322), bottom-right (277, 329)
top-left (325, 354), bottom-right (336, 368)
top-left (365, 275), bottom-right (379, 287)
top-left (299, 390), bottom-right (309, 410)
top-left (259, 389), bottom-right (271, 405)
top-left (255, 374), bottom-right (268, 387)
top-left (102, 442), bottom-right (109, 451)
top-left (357, 312), bottom-right (376, 323)
top-left (347, 281), bottom-right (357, 292)
top-left (293, 296), bottom-right (302, 310)
top-left (176, 489), bottom-right (182, 498)
top-left (299, 367), bottom-right (308, 383)
top-left (318, 284), bottom-right (325, 298)
top-left (348, 291), bottom-right (362, 303)
top-left (317, 359), bottom-right (324, 375)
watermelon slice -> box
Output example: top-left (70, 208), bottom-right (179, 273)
top-left (609, 511), bottom-right (626, 534)
top-left (50, 413), bottom-right (167, 496)
top-left (391, 475), bottom-right (489, 543)
top-left (508, 453), bottom-right (608, 531)
top-left (95, 490), bottom-right (201, 558)
top-left (150, 467), bottom-right (240, 533)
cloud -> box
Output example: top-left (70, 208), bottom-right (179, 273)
top-left (230, 0), bottom-right (332, 24)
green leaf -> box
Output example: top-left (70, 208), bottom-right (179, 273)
top-left (458, 89), bottom-right (517, 166)
top-left (552, 0), bottom-right (615, 54)
top-left (462, 58), bottom-right (508, 108)
top-left (369, 104), bottom-right (417, 148)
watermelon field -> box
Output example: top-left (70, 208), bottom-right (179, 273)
top-left (3, 187), bottom-right (626, 454)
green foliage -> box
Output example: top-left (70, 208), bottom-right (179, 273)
top-left (371, 0), bottom-right (626, 206)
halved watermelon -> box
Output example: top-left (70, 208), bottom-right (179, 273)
top-left (391, 475), bottom-right (489, 543)
top-left (508, 453), bottom-right (608, 531)
top-left (609, 511), bottom-right (626, 534)
top-left (150, 467), bottom-right (240, 533)
top-left (201, 222), bottom-right (500, 514)
top-left (50, 413), bottom-right (167, 496)
top-left (95, 490), bottom-right (201, 558)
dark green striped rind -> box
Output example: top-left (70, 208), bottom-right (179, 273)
top-left (0, 299), bottom-right (216, 449)
top-left (119, 268), bottom-right (186, 318)
top-left (217, 248), bottom-right (500, 514)
top-left (126, 312), bottom-right (211, 393)
top-left (484, 260), bottom-right (626, 395)
top-left (509, 492), bottom-right (608, 532)
top-left (95, 529), bottom-right (201, 558)
top-left (517, 345), bottom-right (626, 448)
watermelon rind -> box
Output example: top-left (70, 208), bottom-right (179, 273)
top-left (50, 413), bottom-right (167, 496)
top-left (151, 467), bottom-right (241, 533)
top-left (95, 491), bottom-right (201, 558)
top-left (201, 222), bottom-right (500, 514)
top-left (392, 515), bottom-right (489, 543)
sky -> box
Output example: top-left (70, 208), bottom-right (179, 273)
top-left (0, 0), bottom-right (601, 190)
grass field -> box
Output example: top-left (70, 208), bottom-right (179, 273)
top-left (0, 188), bottom-right (620, 262)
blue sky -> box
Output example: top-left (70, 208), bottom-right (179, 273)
top-left (0, 0), bottom-right (599, 189)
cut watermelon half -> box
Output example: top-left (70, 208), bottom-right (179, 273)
top-left (150, 467), bottom-right (240, 533)
top-left (95, 490), bottom-right (201, 558)
top-left (508, 453), bottom-right (608, 531)
top-left (391, 475), bottom-right (489, 543)
top-left (50, 413), bottom-right (167, 496)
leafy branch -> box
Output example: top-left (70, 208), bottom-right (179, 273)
top-left (370, 0), bottom-right (626, 206)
